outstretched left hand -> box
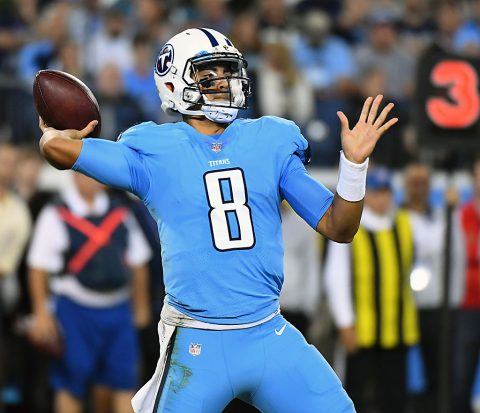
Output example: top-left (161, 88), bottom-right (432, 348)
top-left (337, 94), bottom-right (398, 164)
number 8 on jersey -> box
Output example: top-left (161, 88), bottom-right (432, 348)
top-left (203, 168), bottom-right (256, 251)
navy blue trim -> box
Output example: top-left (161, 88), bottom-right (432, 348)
top-left (151, 329), bottom-right (177, 413)
top-left (198, 28), bottom-right (219, 47)
top-left (225, 37), bottom-right (233, 46)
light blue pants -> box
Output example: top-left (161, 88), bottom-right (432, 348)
top-left (155, 314), bottom-right (354, 412)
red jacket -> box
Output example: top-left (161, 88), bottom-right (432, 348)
top-left (460, 200), bottom-right (480, 309)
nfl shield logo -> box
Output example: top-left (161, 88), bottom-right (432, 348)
top-left (211, 142), bottom-right (222, 153)
top-left (189, 343), bottom-right (202, 356)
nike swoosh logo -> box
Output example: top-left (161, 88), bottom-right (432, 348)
top-left (275, 324), bottom-right (287, 336)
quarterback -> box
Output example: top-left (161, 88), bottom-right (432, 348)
top-left (39, 28), bottom-right (397, 412)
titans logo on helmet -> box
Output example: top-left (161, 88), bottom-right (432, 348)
top-left (156, 44), bottom-right (174, 76)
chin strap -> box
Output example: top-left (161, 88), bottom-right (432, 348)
top-left (202, 106), bottom-right (238, 123)
top-left (200, 96), bottom-right (239, 123)
top-left (171, 105), bottom-right (239, 123)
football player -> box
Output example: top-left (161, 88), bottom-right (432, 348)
top-left (38, 28), bottom-right (397, 413)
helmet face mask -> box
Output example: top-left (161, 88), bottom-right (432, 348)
top-left (154, 28), bottom-right (251, 123)
top-left (185, 53), bottom-right (250, 108)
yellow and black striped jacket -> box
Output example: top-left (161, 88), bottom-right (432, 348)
top-left (351, 209), bottom-right (419, 349)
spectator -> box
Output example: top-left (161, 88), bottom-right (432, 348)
top-left (427, 1), bottom-right (463, 54)
top-left (194, 0), bottom-right (232, 36)
top-left (355, 8), bottom-right (415, 102)
top-left (292, 9), bottom-right (357, 166)
top-left (0, 143), bottom-right (31, 411)
top-left (256, 40), bottom-right (314, 125)
top-left (11, 148), bottom-right (54, 413)
top-left (258, 0), bottom-right (295, 43)
top-left (398, 0), bottom-right (436, 58)
top-left (131, 0), bottom-right (171, 47)
top-left (292, 10), bottom-right (357, 97)
top-left (228, 12), bottom-right (262, 71)
top-left (450, 155), bottom-right (480, 413)
top-left (17, 2), bottom-right (71, 83)
top-left (0, 142), bottom-right (31, 289)
top-left (94, 63), bottom-right (146, 139)
top-left (228, 12), bottom-right (262, 119)
top-left (403, 161), bottom-right (449, 413)
top-left (122, 34), bottom-right (161, 122)
top-left (454, 0), bottom-right (480, 56)
top-left (67, 0), bottom-right (103, 51)
top-left (84, 4), bottom-right (133, 79)
top-left (348, 66), bottom-right (408, 168)
top-left (335, 0), bottom-right (371, 44)
top-left (27, 172), bottom-right (152, 413)
top-left (324, 167), bottom-right (420, 413)
top-left (0, 0), bottom-right (38, 74)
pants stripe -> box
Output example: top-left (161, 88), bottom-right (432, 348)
top-left (152, 329), bottom-right (177, 413)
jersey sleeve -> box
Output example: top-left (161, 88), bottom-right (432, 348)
top-left (124, 212), bottom-right (152, 267)
top-left (73, 127), bottom-right (151, 200)
top-left (278, 117), bottom-right (311, 165)
top-left (280, 155), bottom-right (333, 229)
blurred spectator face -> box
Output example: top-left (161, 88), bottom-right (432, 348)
top-left (229, 13), bottom-right (259, 53)
top-left (404, 0), bottom-right (428, 15)
top-left (360, 68), bottom-right (387, 97)
top-left (303, 11), bottom-right (331, 47)
top-left (73, 172), bottom-right (104, 200)
top-left (96, 64), bottom-right (124, 98)
top-left (104, 12), bottom-right (126, 37)
top-left (37, 3), bottom-right (70, 44)
top-left (472, 0), bottom-right (480, 21)
top-left (365, 189), bottom-right (393, 215)
top-left (473, 158), bottom-right (480, 196)
top-left (197, 0), bottom-right (228, 24)
top-left (260, 0), bottom-right (287, 26)
top-left (14, 149), bottom-right (43, 200)
top-left (340, 0), bottom-right (370, 24)
top-left (136, 0), bottom-right (165, 26)
top-left (404, 163), bottom-right (430, 206)
top-left (436, 3), bottom-right (462, 37)
top-left (15, 0), bottom-right (38, 25)
top-left (0, 143), bottom-right (18, 189)
top-left (369, 22), bottom-right (397, 51)
top-left (133, 36), bottom-right (153, 73)
top-left (59, 40), bottom-right (82, 77)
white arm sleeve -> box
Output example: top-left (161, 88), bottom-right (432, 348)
top-left (324, 240), bottom-right (355, 327)
top-left (27, 206), bottom-right (68, 273)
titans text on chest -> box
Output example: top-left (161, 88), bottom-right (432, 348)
top-left (208, 159), bottom-right (231, 167)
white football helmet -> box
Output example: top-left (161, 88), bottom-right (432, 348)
top-left (154, 28), bottom-right (250, 123)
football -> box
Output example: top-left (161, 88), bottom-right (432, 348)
top-left (33, 70), bottom-right (101, 136)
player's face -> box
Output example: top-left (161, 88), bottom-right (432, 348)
top-left (194, 64), bottom-right (235, 101)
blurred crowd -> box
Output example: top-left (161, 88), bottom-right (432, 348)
top-left (1, 0), bottom-right (480, 166)
top-left (1, 0), bottom-right (480, 412)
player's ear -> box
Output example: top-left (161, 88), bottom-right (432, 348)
top-left (166, 82), bottom-right (174, 92)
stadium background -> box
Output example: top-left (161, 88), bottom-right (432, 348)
top-left (1, 0), bottom-right (480, 412)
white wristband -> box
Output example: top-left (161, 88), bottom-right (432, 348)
top-left (336, 151), bottom-right (369, 202)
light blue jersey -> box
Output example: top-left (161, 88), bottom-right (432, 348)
top-left (73, 116), bottom-right (333, 324)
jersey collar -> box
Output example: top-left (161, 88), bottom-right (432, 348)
top-left (179, 119), bottom-right (239, 147)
